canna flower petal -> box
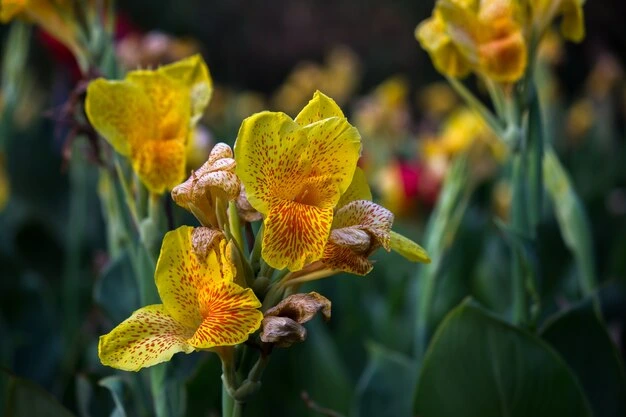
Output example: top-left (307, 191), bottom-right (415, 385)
top-left (98, 305), bottom-right (195, 372)
top-left (235, 91), bottom-right (361, 271)
top-left (558, 0), bottom-right (585, 42)
top-left (294, 89), bottom-right (346, 125)
top-left (157, 54), bottom-right (213, 123)
top-left (85, 80), bottom-right (156, 156)
top-left (415, 10), bottom-right (471, 78)
top-left (389, 230), bottom-right (431, 263)
top-left (418, 0), bottom-right (527, 82)
top-left (188, 280), bottom-right (262, 348)
top-left (0, 0), bottom-right (26, 22)
top-left (155, 226), bottom-right (233, 329)
top-left (86, 55), bottom-right (211, 194)
top-left (263, 200), bottom-right (334, 270)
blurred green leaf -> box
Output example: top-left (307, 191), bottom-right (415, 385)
top-left (99, 376), bottom-right (129, 417)
top-left (544, 147), bottom-right (599, 312)
top-left (353, 342), bottom-right (415, 417)
top-left (0, 369), bottom-right (74, 417)
top-left (94, 250), bottom-right (140, 324)
top-left (414, 299), bottom-right (592, 417)
top-left (541, 302), bottom-right (626, 417)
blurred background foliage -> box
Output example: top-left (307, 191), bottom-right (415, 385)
top-left (0, 0), bottom-right (625, 416)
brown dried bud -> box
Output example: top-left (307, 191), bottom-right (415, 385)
top-left (171, 142), bottom-right (240, 227)
top-left (260, 316), bottom-right (307, 347)
top-left (265, 292), bottom-right (331, 323)
top-left (191, 227), bottom-right (224, 263)
top-left (236, 184), bottom-right (263, 222)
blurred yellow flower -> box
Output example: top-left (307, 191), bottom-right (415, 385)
top-left (98, 226), bottom-right (262, 371)
top-left (235, 91), bottom-right (361, 271)
top-left (0, 0), bottom-right (88, 68)
top-left (272, 46), bottom-right (361, 116)
top-left (528, 0), bottom-right (585, 42)
top-left (86, 55), bottom-right (213, 194)
top-left (416, 0), bottom-right (527, 82)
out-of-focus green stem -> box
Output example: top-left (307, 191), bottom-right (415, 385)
top-left (228, 201), bottom-right (244, 251)
top-left (510, 154), bottom-right (529, 326)
top-left (447, 76), bottom-right (506, 139)
top-left (414, 157), bottom-right (472, 362)
top-left (250, 224), bottom-right (264, 273)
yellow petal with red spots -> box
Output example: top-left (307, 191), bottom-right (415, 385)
top-left (234, 111), bottom-right (308, 214)
top-left (294, 90), bottom-right (345, 125)
top-left (158, 54), bottom-right (213, 123)
top-left (126, 71), bottom-right (191, 142)
top-left (389, 230), bottom-right (431, 263)
top-left (263, 199), bottom-right (334, 271)
top-left (188, 280), bottom-right (262, 348)
top-left (132, 139), bottom-right (187, 194)
top-left (155, 226), bottom-right (233, 330)
top-left (235, 92), bottom-right (361, 270)
top-left (98, 305), bottom-right (195, 372)
top-left (85, 79), bottom-right (156, 156)
top-left (336, 167), bottom-right (372, 209)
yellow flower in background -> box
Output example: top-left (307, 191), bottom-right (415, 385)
top-left (98, 226), bottom-right (262, 371)
top-left (86, 55), bottom-right (213, 194)
top-left (416, 0), bottom-right (527, 82)
top-left (235, 91), bottom-right (361, 271)
top-left (423, 108), bottom-right (506, 161)
top-left (528, 0), bottom-right (585, 42)
top-left (0, 0), bottom-right (88, 68)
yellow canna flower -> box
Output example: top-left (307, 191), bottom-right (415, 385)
top-left (321, 167), bottom-right (430, 275)
top-left (172, 142), bottom-right (240, 227)
top-left (417, 0), bottom-right (527, 82)
top-left (235, 91), bottom-right (361, 271)
top-left (98, 226), bottom-right (262, 372)
top-left (1, 0), bottom-right (89, 68)
top-left (528, 0), bottom-right (585, 43)
top-left (85, 55), bottom-right (213, 195)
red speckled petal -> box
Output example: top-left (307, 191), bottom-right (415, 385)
top-left (263, 199), bottom-right (334, 271)
top-left (322, 242), bottom-right (374, 275)
top-left (294, 90), bottom-right (345, 125)
top-left (155, 226), bottom-right (234, 330)
top-left (98, 304), bottom-right (195, 372)
top-left (188, 280), bottom-right (262, 348)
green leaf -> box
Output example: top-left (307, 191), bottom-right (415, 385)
top-left (541, 302), bottom-right (626, 417)
top-left (414, 300), bottom-right (592, 417)
top-left (544, 147), bottom-right (599, 312)
top-left (353, 342), bottom-right (415, 417)
top-left (93, 250), bottom-right (140, 324)
top-left (99, 376), bottom-right (129, 417)
top-left (0, 369), bottom-right (74, 417)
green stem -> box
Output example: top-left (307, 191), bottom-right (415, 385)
top-left (228, 201), bottom-right (245, 253)
top-left (510, 154), bottom-right (529, 326)
top-left (446, 76), bottom-right (506, 139)
top-left (250, 224), bottom-right (264, 273)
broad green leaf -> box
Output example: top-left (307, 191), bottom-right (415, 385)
top-left (541, 302), bottom-right (626, 417)
top-left (93, 250), bottom-right (140, 324)
top-left (0, 369), bottom-right (74, 417)
top-left (353, 342), bottom-right (415, 417)
top-left (414, 300), bottom-right (592, 417)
